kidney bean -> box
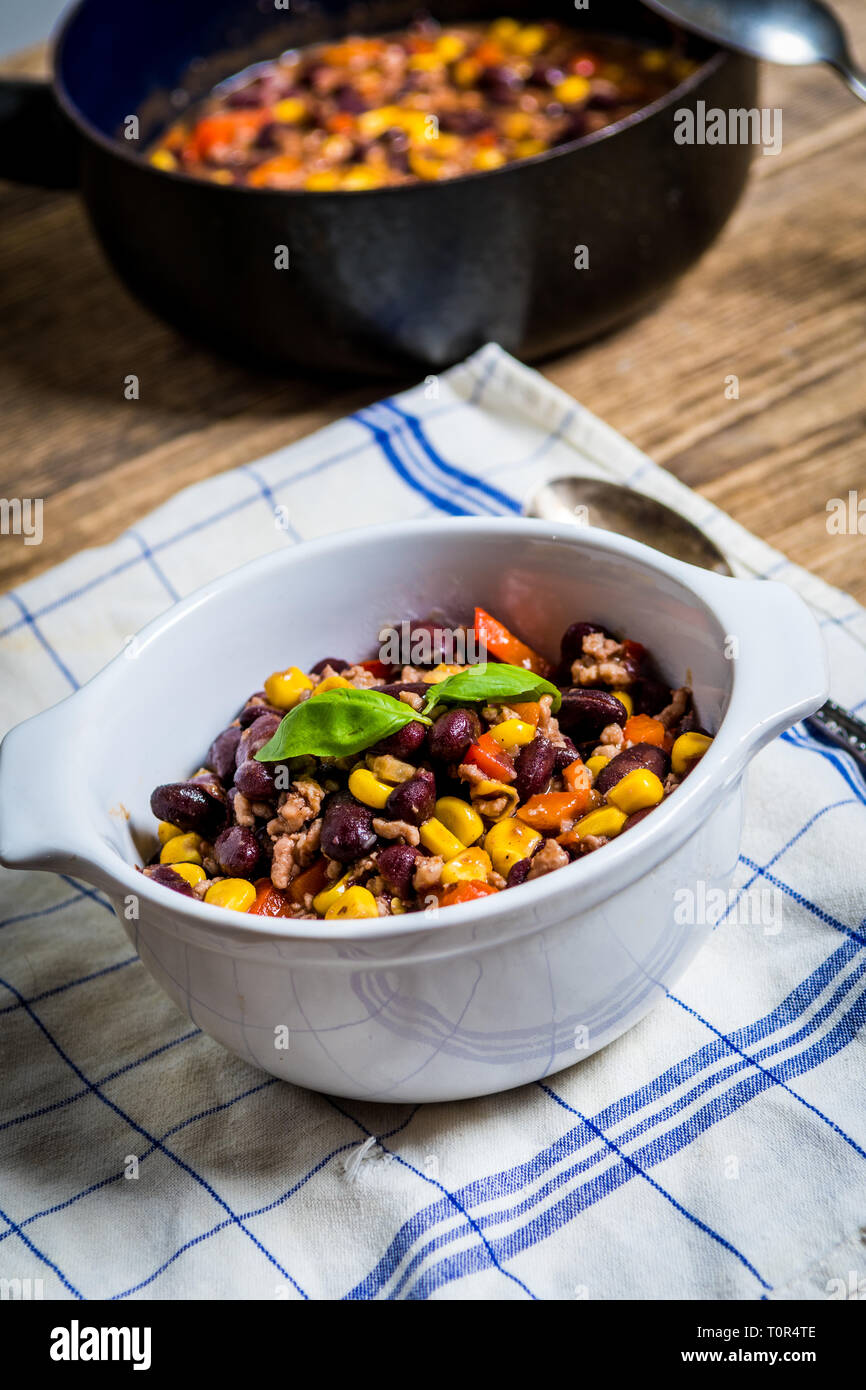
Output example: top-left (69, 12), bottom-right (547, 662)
top-left (236, 712), bottom-right (282, 767)
top-left (439, 108), bottom-right (490, 135)
top-left (234, 758), bottom-right (277, 801)
top-left (320, 791), bottom-right (377, 863)
top-left (559, 621), bottom-right (610, 666)
top-left (594, 743), bottom-right (669, 796)
top-left (147, 864), bottom-right (194, 896)
top-left (633, 677), bottom-right (670, 717)
top-left (237, 700), bottom-right (283, 728)
top-left (506, 858), bottom-right (532, 889)
top-left (407, 620), bottom-right (454, 665)
top-left (150, 782), bottom-right (228, 839)
top-left (557, 689), bottom-right (628, 741)
top-left (552, 736), bottom-right (579, 773)
top-left (428, 708), bottom-right (481, 762)
top-left (189, 770), bottom-right (226, 798)
top-left (214, 825), bottom-right (261, 877)
top-left (310, 657), bottom-right (349, 675)
top-left (385, 769), bottom-right (436, 826)
top-left (514, 735), bottom-right (557, 802)
top-left (377, 844), bottom-right (419, 897)
top-left (206, 726), bottom-right (242, 782)
top-left (622, 807), bottom-right (654, 833)
top-left (375, 720), bottom-right (428, 759)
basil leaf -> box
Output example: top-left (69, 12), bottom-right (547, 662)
top-left (255, 687), bottom-right (431, 761)
top-left (422, 663), bottom-right (561, 715)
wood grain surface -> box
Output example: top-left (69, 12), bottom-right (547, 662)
top-left (1, 6), bottom-right (864, 599)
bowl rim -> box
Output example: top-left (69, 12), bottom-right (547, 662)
top-left (56, 516), bottom-right (764, 944)
top-left (51, 0), bottom-right (734, 196)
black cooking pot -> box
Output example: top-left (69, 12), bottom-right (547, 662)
top-left (0, 0), bottom-right (757, 377)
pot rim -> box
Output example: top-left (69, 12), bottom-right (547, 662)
top-left (50, 0), bottom-right (734, 196)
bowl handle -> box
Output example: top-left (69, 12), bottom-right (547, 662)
top-left (0, 697), bottom-right (113, 889)
top-left (687, 571), bottom-right (829, 781)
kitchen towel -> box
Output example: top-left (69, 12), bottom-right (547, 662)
top-left (1, 343), bottom-right (864, 1301)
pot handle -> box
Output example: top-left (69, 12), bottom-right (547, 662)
top-left (0, 696), bottom-right (112, 889)
top-left (0, 77), bottom-right (79, 188)
top-left (686, 571), bottom-right (829, 783)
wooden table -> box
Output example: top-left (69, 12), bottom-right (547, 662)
top-left (2, 6), bottom-right (864, 600)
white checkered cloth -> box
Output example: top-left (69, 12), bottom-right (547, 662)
top-left (1, 344), bottom-right (864, 1302)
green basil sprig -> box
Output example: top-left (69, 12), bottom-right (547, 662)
top-left (255, 688), bottom-right (431, 762)
top-left (421, 663), bottom-right (561, 716)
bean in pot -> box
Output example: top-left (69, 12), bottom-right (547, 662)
top-left (384, 769), bottom-right (436, 826)
top-left (594, 743), bottom-right (669, 796)
top-left (321, 791), bottom-right (377, 862)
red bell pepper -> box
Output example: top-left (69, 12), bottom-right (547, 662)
top-left (464, 732), bottom-right (516, 782)
top-left (289, 857), bottom-right (331, 906)
top-left (473, 607), bottom-right (552, 678)
top-left (438, 880), bottom-right (499, 908)
top-left (623, 714), bottom-right (667, 749)
top-left (247, 878), bottom-right (294, 917)
top-left (516, 791), bottom-right (595, 831)
top-left (562, 758), bottom-right (591, 793)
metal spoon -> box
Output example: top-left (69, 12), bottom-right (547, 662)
top-left (642, 0), bottom-right (866, 101)
top-left (526, 475), bottom-right (866, 774)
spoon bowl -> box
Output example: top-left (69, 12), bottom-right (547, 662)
top-left (641, 0), bottom-right (866, 100)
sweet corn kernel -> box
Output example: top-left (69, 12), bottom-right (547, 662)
top-left (640, 48), bottom-right (669, 72)
top-left (513, 138), bottom-right (548, 158)
top-left (502, 111), bottom-right (533, 140)
top-left (409, 151), bottom-right (446, 181)
top-left (454, 57), bottom-right (481, 87)
top-left (435, 33), bottom-right (466, 62)
top-left (422, 663), bottom-right (465, 684)
top-left (264, 665), bottom-right (315, 709)
top-left (341, 164), bottom-right (387, 190)
top-left (470, 779), bottom-right (519, 819)
top-left (390, 897), bottom-right (407, 915)
top-left (612, 688), bottom-right (634, 718)
top-left (325, 885), bottom-right (378, 919)
top-left (554, 75), bottom-right (591, 105)
top-left (671, 732), bottom-right (713, 776)
top-left (274, 97), bottom-right (307, 123)
top-left (488, 719), bottom-right (536, 752)
top-left (473, 146), bottom-right (507, 170)
top-left (358, 106), bottom-right (398, 138)
top-left (159, 833), bottom-right (202, 866)
top-left (441, 847), bottom-right (493, 885)
top-left (150, 149), bottom-right (178, 172)
top-left (586, 755), bottom-right (611, 778)
top-left (409, 52), bottom-right (444, 71)
top-left (489, 17), bottom-right (520, 43)
top-left (312, 675), bottom-right (354, 695)
top-left (157, 819), bottom-right (182, 845)
top-left (484, 818), bottom-right (541, 876)
top-left (434, 796), bottom-right (484, 846)
top-left (400, 110), bottom-right (433, 139)
top-left (205, 878), bottom-right (257, 912)
top-left (571, 806), bottom-right (628, 840)
top-left (606, 769), bottom-right (664, 815)
top-left (305, 170), bottom-right (341, 191)
top-left (171, 863), bottom-right (207, 888)
top-left (313, 873), bottom-right (352, 916)
top-left (348, 767), bottom-right (392, 810)
top-left (420, 817), bottom-right (465, 861)
top-left (512, 25), bottom-right (548, 55)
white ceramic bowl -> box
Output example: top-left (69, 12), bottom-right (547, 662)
top-left (0, 520), bottom-right (827, 1101)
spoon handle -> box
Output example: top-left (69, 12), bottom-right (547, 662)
top-left (804, 699), bottom-right (866, 776)
top-left (829, 59), bottom-right (866, 101)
